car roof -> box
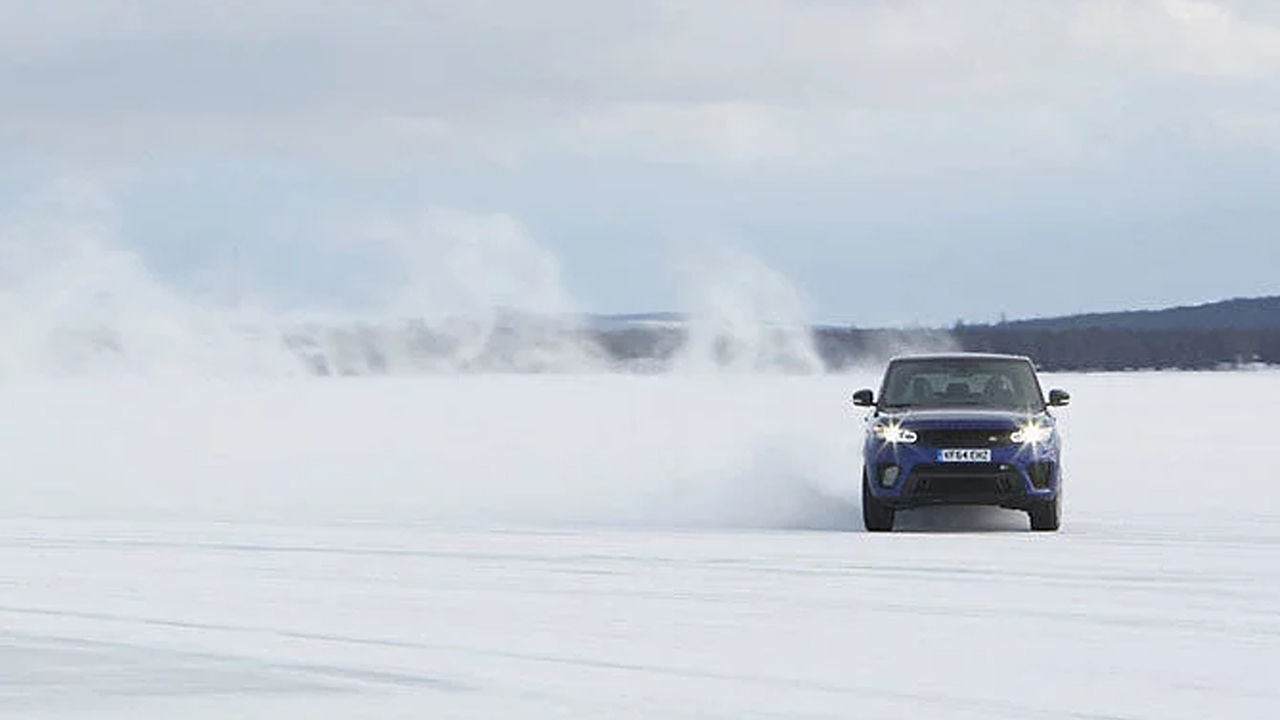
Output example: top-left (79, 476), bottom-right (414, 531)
top-left (887, 352), bottom-right (1033, 363)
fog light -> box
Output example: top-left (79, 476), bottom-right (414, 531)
top-left (879, 465), bottom-right (901, 488)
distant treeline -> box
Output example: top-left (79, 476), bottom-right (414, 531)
top-left (809, 326), bottom-right (1280, 372)
top-left (995, 296), bottom-right (1280, 333)
top-left (803, 296), bottom-right (1280, 371)
top-left (595, 296), bottom-right (1280, 372)
top-left (277, 295), bottom-right (1280, 374)
top-left (276, 322), bottom-right (1280, 375)
top-left (955, 326), bottom-right (1280, 371)
top-left (598, 323), bottom-right (1280, 372)
top-left (952, 295), bottom-right (1280, 370)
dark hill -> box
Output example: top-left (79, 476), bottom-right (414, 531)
top-left (991, 296), bottom-right (1280, 332)
top-left (592, 297), bottom-right (1280, 371)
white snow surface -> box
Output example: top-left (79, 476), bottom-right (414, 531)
top-left (2, 370), bottom-right (1278, 718)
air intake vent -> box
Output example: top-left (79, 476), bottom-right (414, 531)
top-left (1028, 462), bottom-right (1055, 489)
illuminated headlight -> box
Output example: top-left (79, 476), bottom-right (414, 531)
top-left (1011, 421), bottom-right (1053, 445)
top-left (873, 422), bottom-right (918, 444)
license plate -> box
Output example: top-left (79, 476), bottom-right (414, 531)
top-left (938, 448), bottom-right (991, 463)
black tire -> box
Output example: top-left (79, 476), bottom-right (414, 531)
top-left (1028, 496), bottom-right (1061, 532)
top-left (862, 472), bottom-right (895, 532)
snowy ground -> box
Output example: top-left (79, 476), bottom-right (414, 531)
top-left (2, 371), bottom-right (1278, 718)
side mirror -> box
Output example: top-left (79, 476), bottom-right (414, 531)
top-left (1048, 389), bottom-right (1071, 407)
top-left (852, 389), bottom-right (875, 407)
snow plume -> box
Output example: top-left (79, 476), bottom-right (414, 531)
top-left (2, 374), bottom-right (868, 529)
top-left (0, 182), bottom-right (301, 377)
top-left (0, 190), bottom-right (607, 376)
top-left (312, 207), bottom-right (607, 374)
top-left (678, 246), bottom-right (824, 373)
top-left (820, 327), bottom-right (961, 374)
top-left (386, 208), bottom-right (574, 318)
top-left (0, 184), bottom-right (881, 377)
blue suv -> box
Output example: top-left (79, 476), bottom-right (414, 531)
top-left (852, 354), bottom-right (1069, 532)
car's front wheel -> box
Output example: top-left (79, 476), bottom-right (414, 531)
top-left (1028, 495), bottom-right (1061, 532)
top-left (862, 471), bottom-right (895, 532)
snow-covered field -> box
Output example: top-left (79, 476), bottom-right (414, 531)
top-left (2, 371), bottom-right (1278, 718)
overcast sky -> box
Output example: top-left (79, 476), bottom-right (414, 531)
top-left (3, 0), bottom-right (1280, 325)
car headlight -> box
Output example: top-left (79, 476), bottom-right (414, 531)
top-left (1011, 421), bottom-right (1053, 445)
top-left (873, 422), bottom-right (918, 444)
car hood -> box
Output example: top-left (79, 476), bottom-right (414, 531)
top-left (879, 408), bottom-right (1045, 429)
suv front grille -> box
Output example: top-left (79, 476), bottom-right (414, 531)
top-left (908, 464), bottom-right (1023, 498)
top-left (912, 428), bottom-right (1014, 448)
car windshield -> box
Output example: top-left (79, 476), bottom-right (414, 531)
top-left (880, 358), bottom-right (1044, 410)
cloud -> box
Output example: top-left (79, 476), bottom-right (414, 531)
top-left (3, 1), bottom-right (1280, 328)
top-left (2, 0), bottom-right (1278, 169)
top-left (1072, 0), bottom-right (1280, 77)
top-left (576, 102), bottom-right (803, 163)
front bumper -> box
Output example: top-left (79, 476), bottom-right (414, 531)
top-left (864, 439), bottom-right (1060, 511)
